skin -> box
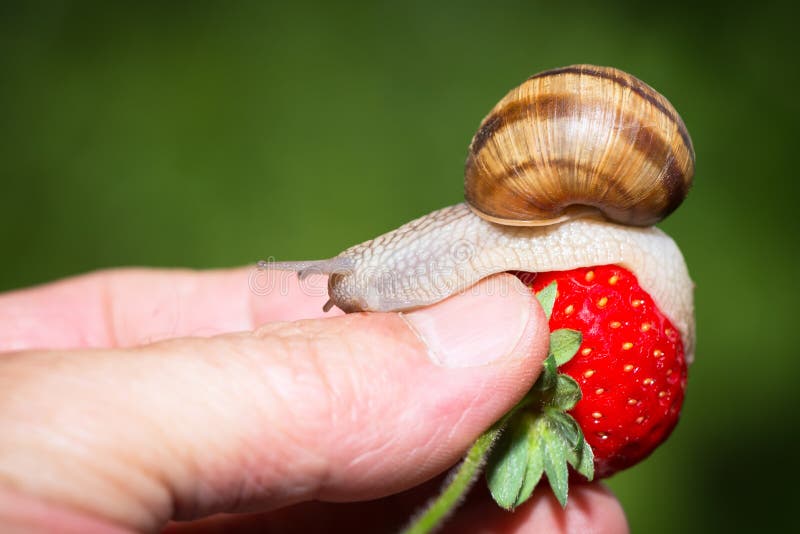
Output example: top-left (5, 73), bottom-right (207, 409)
top-left (0, 267), bottom-right (628, 533)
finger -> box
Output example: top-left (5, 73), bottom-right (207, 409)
top-left (0, 274), bottom-right (549, 532)
top-left (444, 482), bottom-right (628, 534)
top-left (162, 482), bottom-right (628, 533)
top-left (0, 267), bottom-right (340, 352)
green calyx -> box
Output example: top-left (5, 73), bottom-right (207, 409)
top-left (486, 282), bottom-right (593, 509)
top-left (400, 282), bottom-right (594, 534)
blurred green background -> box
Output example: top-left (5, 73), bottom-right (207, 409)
top-left (2, 0), bottom-right (798, 531)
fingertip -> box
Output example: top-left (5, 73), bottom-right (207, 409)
top-left (445, 482), bottom-right (629, 534)
top-left (522, 483), bottom-right (629, 534)
top-left (402, 272), bottom-right (549, 370)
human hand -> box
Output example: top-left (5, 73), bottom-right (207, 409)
top-left (0, 267), bottom-right (628, 533)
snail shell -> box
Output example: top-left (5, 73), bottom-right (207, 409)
top-left (465, 64), bottom-right (695, 227)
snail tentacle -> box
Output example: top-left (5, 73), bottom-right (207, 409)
top-left (266, 257), bottom-right (355, 280)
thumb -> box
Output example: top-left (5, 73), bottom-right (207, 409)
top-left (0, 274), bottom-right (549, 532)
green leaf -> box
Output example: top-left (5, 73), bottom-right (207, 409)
top-left (535, 282), bottom-right (557, 321)
top-left (537, 354), bottom-right (559, 391)
top-left (549, 328), bottom-right (582, 366)
top-left (541, 423), bottom-right (570, 508)
top-left (547, 410), bottom-right (595, 482)
top-left (487, 413), bottom-right (552, 510)
top-left (517, 421), bottom-right (545, 505)
top-left (551, 375), bottom-right (582, 411)
top-left (486, 414), bottom-right (535, 509)
top-left (545, 409), bottom-right (583, 450)
top-left (567, 436), bottom-right (595, 481)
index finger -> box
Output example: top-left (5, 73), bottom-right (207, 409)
top-left (0, 266), bottom-right (341, 352)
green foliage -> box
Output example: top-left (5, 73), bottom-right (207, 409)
top-left (486, 413), bottom-right (544, 509)
top-left (487, 333), bottom-right (592, 510)
top-left (549, 329), bottom-right (582, 366)
top-left (535, 281), bottom-right (557, 320)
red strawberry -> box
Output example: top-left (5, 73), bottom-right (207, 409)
top-left (485, 264), bottom-right (687, 509)
top-left (523, 264), bottom-right (687, 478)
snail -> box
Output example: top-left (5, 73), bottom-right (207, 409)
top-left (268, 64), bottom-right (696, 360)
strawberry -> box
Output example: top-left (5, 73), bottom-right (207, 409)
top-left (526, 264), bottom-right (687, 477)
top-left (485, 264), bottom-right (687, 508)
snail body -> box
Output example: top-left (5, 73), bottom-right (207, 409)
top-left (269, 65), bottom-right (696, 360)
top-left (272, 204), bottom-right (695, 361)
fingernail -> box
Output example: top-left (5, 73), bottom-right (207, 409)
top-left (402, 274), bottom-right (532, 368)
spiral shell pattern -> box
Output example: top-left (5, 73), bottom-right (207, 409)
top-left (464, 65), bottom-right (695, 227)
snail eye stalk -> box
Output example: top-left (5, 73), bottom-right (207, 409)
top-left (261, 257), bottom-right (356, 279)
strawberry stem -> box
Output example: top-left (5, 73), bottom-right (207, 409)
top-left (400, 423), bottom-right (504, 534)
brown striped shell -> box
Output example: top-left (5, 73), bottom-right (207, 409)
top-left (464, 64), bottom-right (695, 227)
